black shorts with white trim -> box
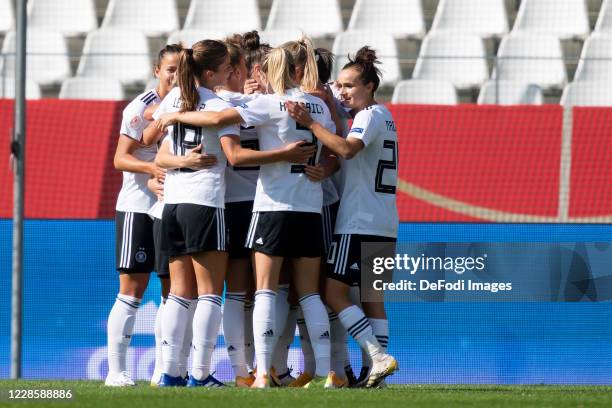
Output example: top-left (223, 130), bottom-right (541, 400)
top-left (115, 211), bottom-right (155, 274)
top-left (152, 217), bottom-right (170, 278)
top-left (160, 203), bottom-right (227, 257)
top-left (226, 200), bottom-right (254, 259)
top-left (326, 234), bottom-right (397, 286)
top-left (245, 211), bottom-right (324, 258)
top-left (322, 200), bottom-right (340, 255)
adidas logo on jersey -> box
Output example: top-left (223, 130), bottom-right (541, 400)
top-left (162, 340), bottom-right (169, 346)
top-left (320, 331), bottom-right (330, 339)
top-left (263, 329), bottom-right (274, 337)
top-left (255, 237), bottom-right (264, 245)
top-left (350, 263), bottom-right (360, 270)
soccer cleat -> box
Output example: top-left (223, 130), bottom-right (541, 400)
top-left (157, 373), bottom-right (186, 387)
top-left (250, 374), bottom-right (270, 389)
top-left (186, 374), bottom-right (226, 387)
top-left (269, 367), bottom-right (281, 387)
top-left (105, 371), bottom-right (136, 387)
top-left (345, 365), bottom-right (358, 387)
top-left (352, 366), bottom-right (370, 388)
top-left (276, 368), bottom-right (296, 386)
top-left (324, 371), bottom-right (348, 389)
top-left (366, 354), bottom-right (398, 388)
top-left (288, 372), bottom-right (313, 388)
top-left (235, 374), bottom-right (255, 388)
top-left (150, 369), bottom-right (163, 387)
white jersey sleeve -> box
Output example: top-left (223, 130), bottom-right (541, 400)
top-left (120, 100), bottom-right (147, 141)
top-left (347, 107), bottom-right (379, 147)
top-left (235, 96), bottom-right (271, 128)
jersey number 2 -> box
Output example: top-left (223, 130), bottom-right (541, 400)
top-left (375, 140), bottom-right (397, 194)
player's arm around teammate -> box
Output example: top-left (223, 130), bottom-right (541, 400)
top-left (286, 47), bottom-right (400, 388)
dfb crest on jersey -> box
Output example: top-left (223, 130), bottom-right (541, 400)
top-left (129, 115), bottom-right (143, 129)
top-left (135, 250), bottom-right (147, 263)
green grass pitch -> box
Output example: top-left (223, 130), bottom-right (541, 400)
top-left (0, 381), bottom-right (611, 408)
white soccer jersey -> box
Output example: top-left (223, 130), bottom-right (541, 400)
top-left (328, 83), bottom-right (352, 198)
top-left (216, 89), bottom-right (260, 203)
top-left (115, 89), bottom-right (160, 213)
top-left (153, 86), bottom-right (240, 208)
top-left (335, 104), bottom-right (398, 238)
top-left (235, 88), bottom-right (336, 213)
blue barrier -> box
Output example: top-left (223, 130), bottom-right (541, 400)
top-left (1, 220), bottom-right (611, 383)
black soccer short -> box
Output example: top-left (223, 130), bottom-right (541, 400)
top-left (322, 200), bottom-right (340, 254)
top-left (326, 234), bottom-right (397, 286)
top-left (115, 211), bottom-right (155, 274)
top-left (245, 211), bottom-right (324, 258)
top-left (161, 203), bottom-right (228, 257)
top-left (226, 201), bottom-right (254, 259)
top-left (152, 217), bottom-right (170, 278)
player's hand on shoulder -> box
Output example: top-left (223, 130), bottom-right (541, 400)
top-left (149, 164), bottom-right (166, 182)
top-left (282, 140), bottom-right (316, 163)
top-left (159, 112), bottom-right (180, 129)
top-left (304, 164), bottom-right (327, 182)
top-left (286, 101), bottom-right (314, 128)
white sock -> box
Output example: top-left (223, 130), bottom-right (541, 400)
top-left (328, 308), bottom-right (350, 376)
top-left (299, 293), bottom-right (330, 377)
top-left (223, 292), bottom-right (248, 378)
top-left (369, 318), bottom-right (389, 353)
top-left (348, 287), bottom-right (371, 369)
top-left (271, 285), bottom-right (290, 373)
top-left (338, 305), bottom-right (383, 360)
top-left (253, 290), bottom-right (277, 374)
top-left (273, 305), bottom-right (297, 375)
top-left (296, 308), bottom-right (315, 376)
top-left (178, 299), bottom-right (196, 378)
top-left (244, 299), bottom-right (255, 372)
top-left (153, 296), bottom-right (166, 377)
top-left (191, 295), bottom-right (223, 380)
top-left (107, 294), bottom-right (141, 374)
top-left (161, 294), bottom-right (191, 377)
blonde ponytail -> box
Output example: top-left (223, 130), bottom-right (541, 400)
top-left (281, 35), bottom-right (319, 93)
top-left (262, 48), bottom-right (296, 95)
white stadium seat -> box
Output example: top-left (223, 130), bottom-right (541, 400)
top-left (595, 0), bottom-right (612, 34)
top-left (574, 33), bottom-right (612, 83)
top-left (391, 80), bottom-right (457, 105)
top-left (0, 0), bottom-right (14, 34)
top-left (28, 0), bottom-right (97, 37)
top-left (0, 29), bottom-right (71, 86)
top-left (259, 29), bottom-right (306, 47)
top-left (0, 77), bottom-right (41, 99)
top-left (167, 30), bottom-right (228, 47)
top-left (332, 31), bottom-right (401, 86)
top-left (77, 29), bottom-right (151, 86)
top-left (59, 77), bottom-right (125, 100)
top-left (494, 34), bottom-right (567, 89)
top-left (101, 0), bottom-right (179, 37)
top-left (347, 0), bottom-right (425, 39)
top-left (477, 80), bottom-right (543, 105)
top-left (431, 0), bottom-right (509, 38)
top-left (512, 0), bottom-right (590, 40)
top-left (560, 81), bottom-right (612, 106)
top-left (412, 32), bottom-right (488, 90)
top-left (184, 0), bottom-right (260, 34)
top-left (266, 0), bottom-right (343, 38)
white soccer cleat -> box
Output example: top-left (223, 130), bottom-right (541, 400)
top-left (105, 371), bottom-right (136, 387)
top-left (366, 354), bottom-right (398, 388)
top-left (150, 369), bottom-right (163, 387)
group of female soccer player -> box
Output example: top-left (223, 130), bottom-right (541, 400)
top-left (106, 30), bottom-right (399, 390)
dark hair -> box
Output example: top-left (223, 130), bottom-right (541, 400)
top-left (241, 30), bottom-right (272, 74)
top-left (342, 46), bottom-right (382, 95)
top-left (315, 47), bottom-right (334, 84)
top-left (156, 43), bottom-right (183, 67)
top-left (224, 34), bottom-right (245, 68)
top-left (177, 39), bottom-right (228, 112)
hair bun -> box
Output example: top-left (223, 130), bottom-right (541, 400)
top-left (354, 46), bottom-right (379, 65)
top-left (242, 30), bottom-right (261, 51)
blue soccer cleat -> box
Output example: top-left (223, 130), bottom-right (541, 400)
top-left (158, 373), bottom-right (187, 387)
top-left (186, 374), bottom-right (226, 387)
